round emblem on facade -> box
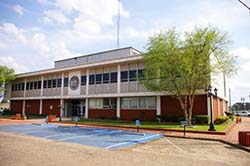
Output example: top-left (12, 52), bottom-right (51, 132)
top-left (70, 76), bottom-right (79, 90)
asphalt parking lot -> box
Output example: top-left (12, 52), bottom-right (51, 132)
top-left (0, 130), bottom-right (249, 166)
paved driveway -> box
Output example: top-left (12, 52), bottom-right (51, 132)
top-left (0, 130), bottom-right (249, 166)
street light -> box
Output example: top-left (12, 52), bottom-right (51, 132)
top-left (205, 85), bottom-right (217, 131)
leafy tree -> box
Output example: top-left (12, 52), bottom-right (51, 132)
top-left (140, 27), bottom-right (237, 125)
top-left (0, 66), bottom-right (15, 92)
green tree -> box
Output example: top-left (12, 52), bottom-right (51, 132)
top-left (140, 27), bottom-right (237, 125)
top-left (0, 66), bottom-right (15, 92)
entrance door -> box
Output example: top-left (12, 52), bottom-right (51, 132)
top-left (64, 100), bottom-right (85, 117)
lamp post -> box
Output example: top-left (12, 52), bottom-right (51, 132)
top-left (206, 85), bottom-right (217, 131)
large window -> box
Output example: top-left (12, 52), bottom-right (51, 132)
top-left (43, 80), bottom-right (47, 88)
top-left (89, 98), bottom-right (117, 109)
top-left (34, 81), bottom-right (37, 89)
top-left (111, 72), bottom-right (117, 83)
top-left (52, 79), bottom-right (57, 88)
top-left (37, 81), bottom-right (41, 89)
top-left (57, 79), bottom-right (62, 87)
top-left (121, 97), bottom-right (157, 109)
top-left (121, 71), bottom-right (128, 82)
top-left (89, 75), bottom-right (95, 85)
top-left (95, 74), bottom-right (102, 84)
top-left (26, 82), bottom-right (30, 90)
top-left (81, 76), bottom-right (86, 85)
top-left (129, 70), bottom-right (137, 81)
top-left (64, 78), bottom-right (68, 87)
top-left (30, 82), bottom-right (34, 90)
top-left (48, 80), bottom-right (52, 88)
top-left (103, 73), bottom-right (110, 84)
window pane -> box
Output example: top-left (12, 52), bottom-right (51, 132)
top-left (111, 72), bottom-right (117, 83)
top-left (95, 98), bottom-right (103, 108)
top-left (30, 82), bottom-right (34, 90)
top-left (95, 74), bottom-right (102, 84)
top-left (81, 76), bottom-right (86, 85)
top-left (121, 71), bottom-right (128, 82)
top-left (57, 79), bottom-right (62, 87)
top-left (129, 70), bottom-right (137, 81)
top-left (129, 98), bottom-right (137, 109)
top-left (14, 83), bottom-right (18, 91)
top-left (52, 79), bottom-right (57, 88)
top-left (89, 75), bottom-right (95, 85)
top-left (111, 98), bottom-right (117, 109)
top-left (64, 78), bottom-right (68, 87)
top-left (18, 83), bottom-right (22, 91)
top-left (103, 98), bottom-right (110, 108)
top-left (121, 98), bottom-right (129, 109)
top-left (37, 81), bottom-right (41, 89)
top-left (34, 81), bottom-right (37, 89)
top-left (103, 73), bottom-right (110, 84)
top-left (43, 80), bottom-right (47, 88)
top-left (26, 82), bottom-right (30, 90)
top-left (12, 84), bottom-right (15, 91)
top-left (89, 99), bottom-right (96, 108)
top-left (138, 97), bottom-right (147, 109)
top-left (48, 80), bottom-right (52, 88)
top-left (22, 83), bottom-right (25, 90)
top-left (148, 97), bottom-right (156, 109)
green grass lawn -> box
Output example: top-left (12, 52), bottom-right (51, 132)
top-left (65, 119), bottom-right (233, 132)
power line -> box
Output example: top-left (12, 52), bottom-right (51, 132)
top-left (238, 0), bottom-right (250, 12)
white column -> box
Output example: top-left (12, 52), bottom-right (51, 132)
top-left (23, 78), bottom-right (27, 97)
top-left (117, 97), bottom-right (121, 118)
top-left (207, 95), bottom-right (210, 118)
top-left (61, 72), bottom-right (64, 96)
top-left (85, 98), bottom-right (88, 119)
top-left (39, 99), bottom-right (43, 114)
top-left (86, 69), bottom-right (89, 95)
top-left (157, 96), bottom-right (161, 115)
top-left (117, 64), bottom-right (121, 93)
top-left (60, 99), bottom-right (64, 117)
top-left (22, 100), bottom-right (25, 115)
top-left (80, 100), bottom-right (85, 118)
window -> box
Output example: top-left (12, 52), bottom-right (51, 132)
top-left (95, 74), bottom-right (102, 84)
top-left (64, 78), bottom-right (68, 87)
top-left (48, 80), bottom-right (52, 88)
top-left (95, 98), bottom-right (103, 108)
top-left (30, 82), bottom-right (34, 90)
top-left (121, 98), bottom-right (129, 109)
top-left (103, 73), bottom-right (110, 84)
top-left (121, 71), bottom-right (128, 82)
top-left (43, 80), bottom-right (47, 88)
top-left (81, 76), bottom-right (86, 85)
top-left (12, 84), bottom-right (15, 91)
top-left (138, 97), bottom-right (147, 109)
top-left (18, 83), bottom-right (22, 91)
top-left (37, 81), bottom-right (41, 89)
top-left (89, 75), bottom-right (95, 85)
top-left (148, 97), bottom-right (156, 109)
top-left (129, 70), bottom-right (137, 81)
top-left (103, 98), bottom-right (110, 108)
top-left (111, 98), bottom-right (117, 109)
top-left (57, 79), bottom-right (61, 87)
top-left (22, 83), bottom-right (25, 90)
top-left (89, 99), bottom-right (96, 108)
top-left (14, 83), bottom-right (18, 91)
top-left (129, 98), bottom-right (137, 109)
top-left (52, 79), bottom-right (57, 88)
top-left (26, 82), bottom-right (30, 90)
top-left (34, 81), bottom-right (37, 89)
top-left (111, 72), bottom-right (117, 83)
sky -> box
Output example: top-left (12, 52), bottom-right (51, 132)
top-left (0, 0), bottom-right (249, 105)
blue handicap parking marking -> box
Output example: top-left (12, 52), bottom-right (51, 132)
top-left (0, 124), bottom-right (164, 149)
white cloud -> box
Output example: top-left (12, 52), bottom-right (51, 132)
top-left (12, 4), bottom-right (24, 15)
top-left (0, 56), bottom-right (28, 73)
top-left (42, 10), bottom-right (70, 24)
top-left (231, 48), bottom-right (250, 60)
top-left (0, 22), bottom-right (26, 44)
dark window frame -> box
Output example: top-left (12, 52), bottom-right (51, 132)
top-left (103, 73), bottom-right (110, 84)
top-left (64, 78), bottom-right (68, 87)
top-left (81, 75), bottom-right (86, 85)
top-left (89, 75), bottom-right (95, 85)
top-left (95, 74), bottom-right (102, 84)
top-left (52, 79), bottom-right (57, 88)
top-left (129, 70), bottom-right (137, 82)
top-left (48, 80), bottom-right (52, 88)
top-left (43, 80), bottom-right (47, 88)
top-left (57, 78), bottom-right (62, 88)
top-left (121, 71), bottom-right (128, 82)
top-left (111, 72), bottom-right (117, 83)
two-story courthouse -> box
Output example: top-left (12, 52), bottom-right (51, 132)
top-left (5, 47), bottom-right (228, 121)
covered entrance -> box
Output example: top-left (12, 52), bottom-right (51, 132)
top-left (64, 99), bottom-right (85, 118)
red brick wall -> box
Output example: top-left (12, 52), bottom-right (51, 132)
top-left (10, 100), bottom-right (23, 113)
top-left (88, 109), bottom-right (116, 119)
top-left (26, 100), bottom-right (40, 115)
top-left (121, 109), bottom-right (156, 121)
top-left (219, 99), bottom-right (223, 116)
top-left (161, 95), bottom-right (207, 116)
top-left (42, 99), bottom-right (60, 116)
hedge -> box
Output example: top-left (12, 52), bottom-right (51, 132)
top-left (214, 116), bottom-right (229, 124)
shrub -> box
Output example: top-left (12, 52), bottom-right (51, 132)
top-left (2, 109), bottom-right (12, 115)
top-left (156, 115), bottom-right (184, 123)
top-left (224, 111), bottom-right (233, 116)
top-left (214, 116), bottom-right (229, 124)
top-left (194, 115), bottom-right (209, 124)
top-left (228, 115), bottom-right (236, 121)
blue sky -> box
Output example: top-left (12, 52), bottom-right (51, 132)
top-left (0, 0), bottom-right (249, 104)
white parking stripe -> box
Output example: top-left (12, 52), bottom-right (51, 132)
top-left (165, 138), bottom-right (183, 151)
top-left (57, 134), bottom-right (93, 141)
top-left (43, 133), bottom-right (72, 138)
top-left (105, 134), bottom-right (161, 150)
